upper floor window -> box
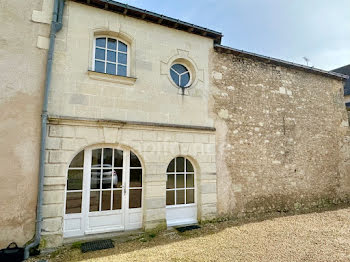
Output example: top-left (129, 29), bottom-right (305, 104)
top-left (170, 64), bottom-right (191, 88)
top-left (94, 37), bottom-right (128, 77)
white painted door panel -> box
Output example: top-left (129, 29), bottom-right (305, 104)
top-left (166, 205), bottom-right (197, 226)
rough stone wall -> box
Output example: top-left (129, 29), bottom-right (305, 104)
top-left (210, 51), bottom-right (350, 217)
top-left (339, 128), bottom-right (350, 199)
top-left (42, 120), bottom-right (216, 247)
top-left (0, 0), bottom-right (49, 248)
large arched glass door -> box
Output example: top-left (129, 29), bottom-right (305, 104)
top-left (64, 147), bottom-right (142, 238)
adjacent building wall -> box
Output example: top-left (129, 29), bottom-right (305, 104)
top-left (211, 50), bottom-right (350, 217)
top-left (0, 0), bottom-right (49, 248)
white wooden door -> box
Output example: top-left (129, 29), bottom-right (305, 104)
top-left (165, 157), bottom-right (197, 226)
top-left (64, 147), bottom-right (143, 238)
top-left (85, 148), bottom-right (125, 234)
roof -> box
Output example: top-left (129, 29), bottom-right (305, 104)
top-left (71, 0), bottom-right (223, 44)
top-left (214, 44), bottom-right (349, 81)
top-left (332, 65), bottom-right (350, 96)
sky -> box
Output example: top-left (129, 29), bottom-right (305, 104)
top-left (115, 0), bottom-right (350, 71)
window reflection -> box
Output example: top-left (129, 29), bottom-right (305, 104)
top-left (66, 148), bottom-right (143, 214)
top-left (66, 192), bottom-right (82, 214)
top-left (129, 189), bottom-right (142, 208)
top-left (94, 37), bottom-right (128, 76)
top-left (166, 157), bottom-right (195, 206)
top-left (130, 169), bottom-right (142, 187)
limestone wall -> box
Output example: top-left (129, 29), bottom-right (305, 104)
top-left (0, 0), bottom-right (49, 248)
top-left (339, 130), bottom-right (350, 199)
top-left (47, 1), bottom-right (214, 127)
top-left (42, 119), bottom-right (216, 247)
top-left (210, 50), bottom-right (350, 217)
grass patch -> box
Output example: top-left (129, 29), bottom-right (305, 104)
top-left (71, 241), bottom-right (83, 249)
top-left (138, 223), bottom-right (167, 242)
top-left (50, 249), bottom-right (61, 259)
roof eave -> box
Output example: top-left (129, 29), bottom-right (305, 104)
top-left (71, 0), bottom-right (223, 44)
top-left (214, 44), bottom-right (349, 80)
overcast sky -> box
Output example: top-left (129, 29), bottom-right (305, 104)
top-left (116, 0), bottom-right (350, 71)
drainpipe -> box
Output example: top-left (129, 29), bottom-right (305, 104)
top-left (24, 0), bottom-right (65, 259)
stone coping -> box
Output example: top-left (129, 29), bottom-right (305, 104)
top-left (87, 70), bottom-right (137, 85)
top-left (48, 115), bottom-right (216, 132)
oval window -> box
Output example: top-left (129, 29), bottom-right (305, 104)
top-left (170, 64), bottom-right (191, 88)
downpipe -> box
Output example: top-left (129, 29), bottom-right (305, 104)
top-left (24, 0), bottom-right (65, 259)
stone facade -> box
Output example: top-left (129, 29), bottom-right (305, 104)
top-left (36, 0), bottom-right (217, 247)
top-left (211, 50), bottom-right (350, 217)
top-left (1, 0), bottom-right (349, 251)
top-left (42, 119), bottom-right (216, 246)
top-left (48, 1), bottom-right (213, 127)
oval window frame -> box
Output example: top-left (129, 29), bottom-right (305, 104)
top-left (167, 58), bottom-right (197, 91)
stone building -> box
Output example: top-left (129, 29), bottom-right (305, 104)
top-left (1, 0), bottom-right (349, 251)
top-left (332, 64), bottom-right (350, 107)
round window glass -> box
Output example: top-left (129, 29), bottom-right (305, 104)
top-left (170, 64), bottom-right (191, 88)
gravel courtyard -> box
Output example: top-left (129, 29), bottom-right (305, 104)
top-left (38, 208), bottom-right (350, 262)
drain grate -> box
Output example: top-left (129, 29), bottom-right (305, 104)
top-left (175, 225), bottom-right (201, 233)
top-left (81, 239), bottom-right (114, 253)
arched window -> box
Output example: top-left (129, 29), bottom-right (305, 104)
top-left (93, 37), bottom-right (128, 76)
top-left (64, 147), bottom-right (143, 237)
top-left (166, 157), bottom-right (195, 206)
top-left (66, 150), bottom-right (84, 214)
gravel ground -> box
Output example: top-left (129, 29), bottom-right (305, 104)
top-left (35, 208), bottom-right (350, 262)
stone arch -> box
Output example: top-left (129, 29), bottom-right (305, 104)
top-left (66, 142), bottom-right (145, 175)
top-left (164, 154), bottom-right (201, 176)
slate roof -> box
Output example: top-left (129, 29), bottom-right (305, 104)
top-left (332, 65), bottom-right (350, 96)
top-left (71, 0), bottom-right (223, 44)
top-left (71, 0), bottom-right (349, 83)
top-left (215, 45), bottom-right (348, 80)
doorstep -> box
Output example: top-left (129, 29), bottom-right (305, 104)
top-left (63, 229), bottom-right (144, 246)
top-left (167, 221), bottom-right (199, 229)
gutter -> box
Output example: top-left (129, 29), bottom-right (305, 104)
top-left (214, 44), bottom-right (349, 80)
top-left (24, 0), bottom-right (65, 259)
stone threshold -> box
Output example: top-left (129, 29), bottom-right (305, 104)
top-left (63, 229), bottom-right (144, 245)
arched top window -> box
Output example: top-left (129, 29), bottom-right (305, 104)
top-left (93, 37), bottom-right (128, 77)
top-left (65, 147), bottom-right (142, 215)
top-left (166, 157), bottom-right (195, 206)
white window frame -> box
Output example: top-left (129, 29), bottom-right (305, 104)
top-left (92, 36), bottom-right (130, 77)
top-left (166, 157), bottom-right (196, 207)
top-left (65, 151), bottom-right (84, 215)
top-left (170, 63), bottom-right (193, 88)
top-left (165, 157), bottom-right (197, 226)
top-left (63, 146), bottom-right (143, 238)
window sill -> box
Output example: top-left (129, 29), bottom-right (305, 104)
top-left (88, 70), bottom-right (137, 85)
